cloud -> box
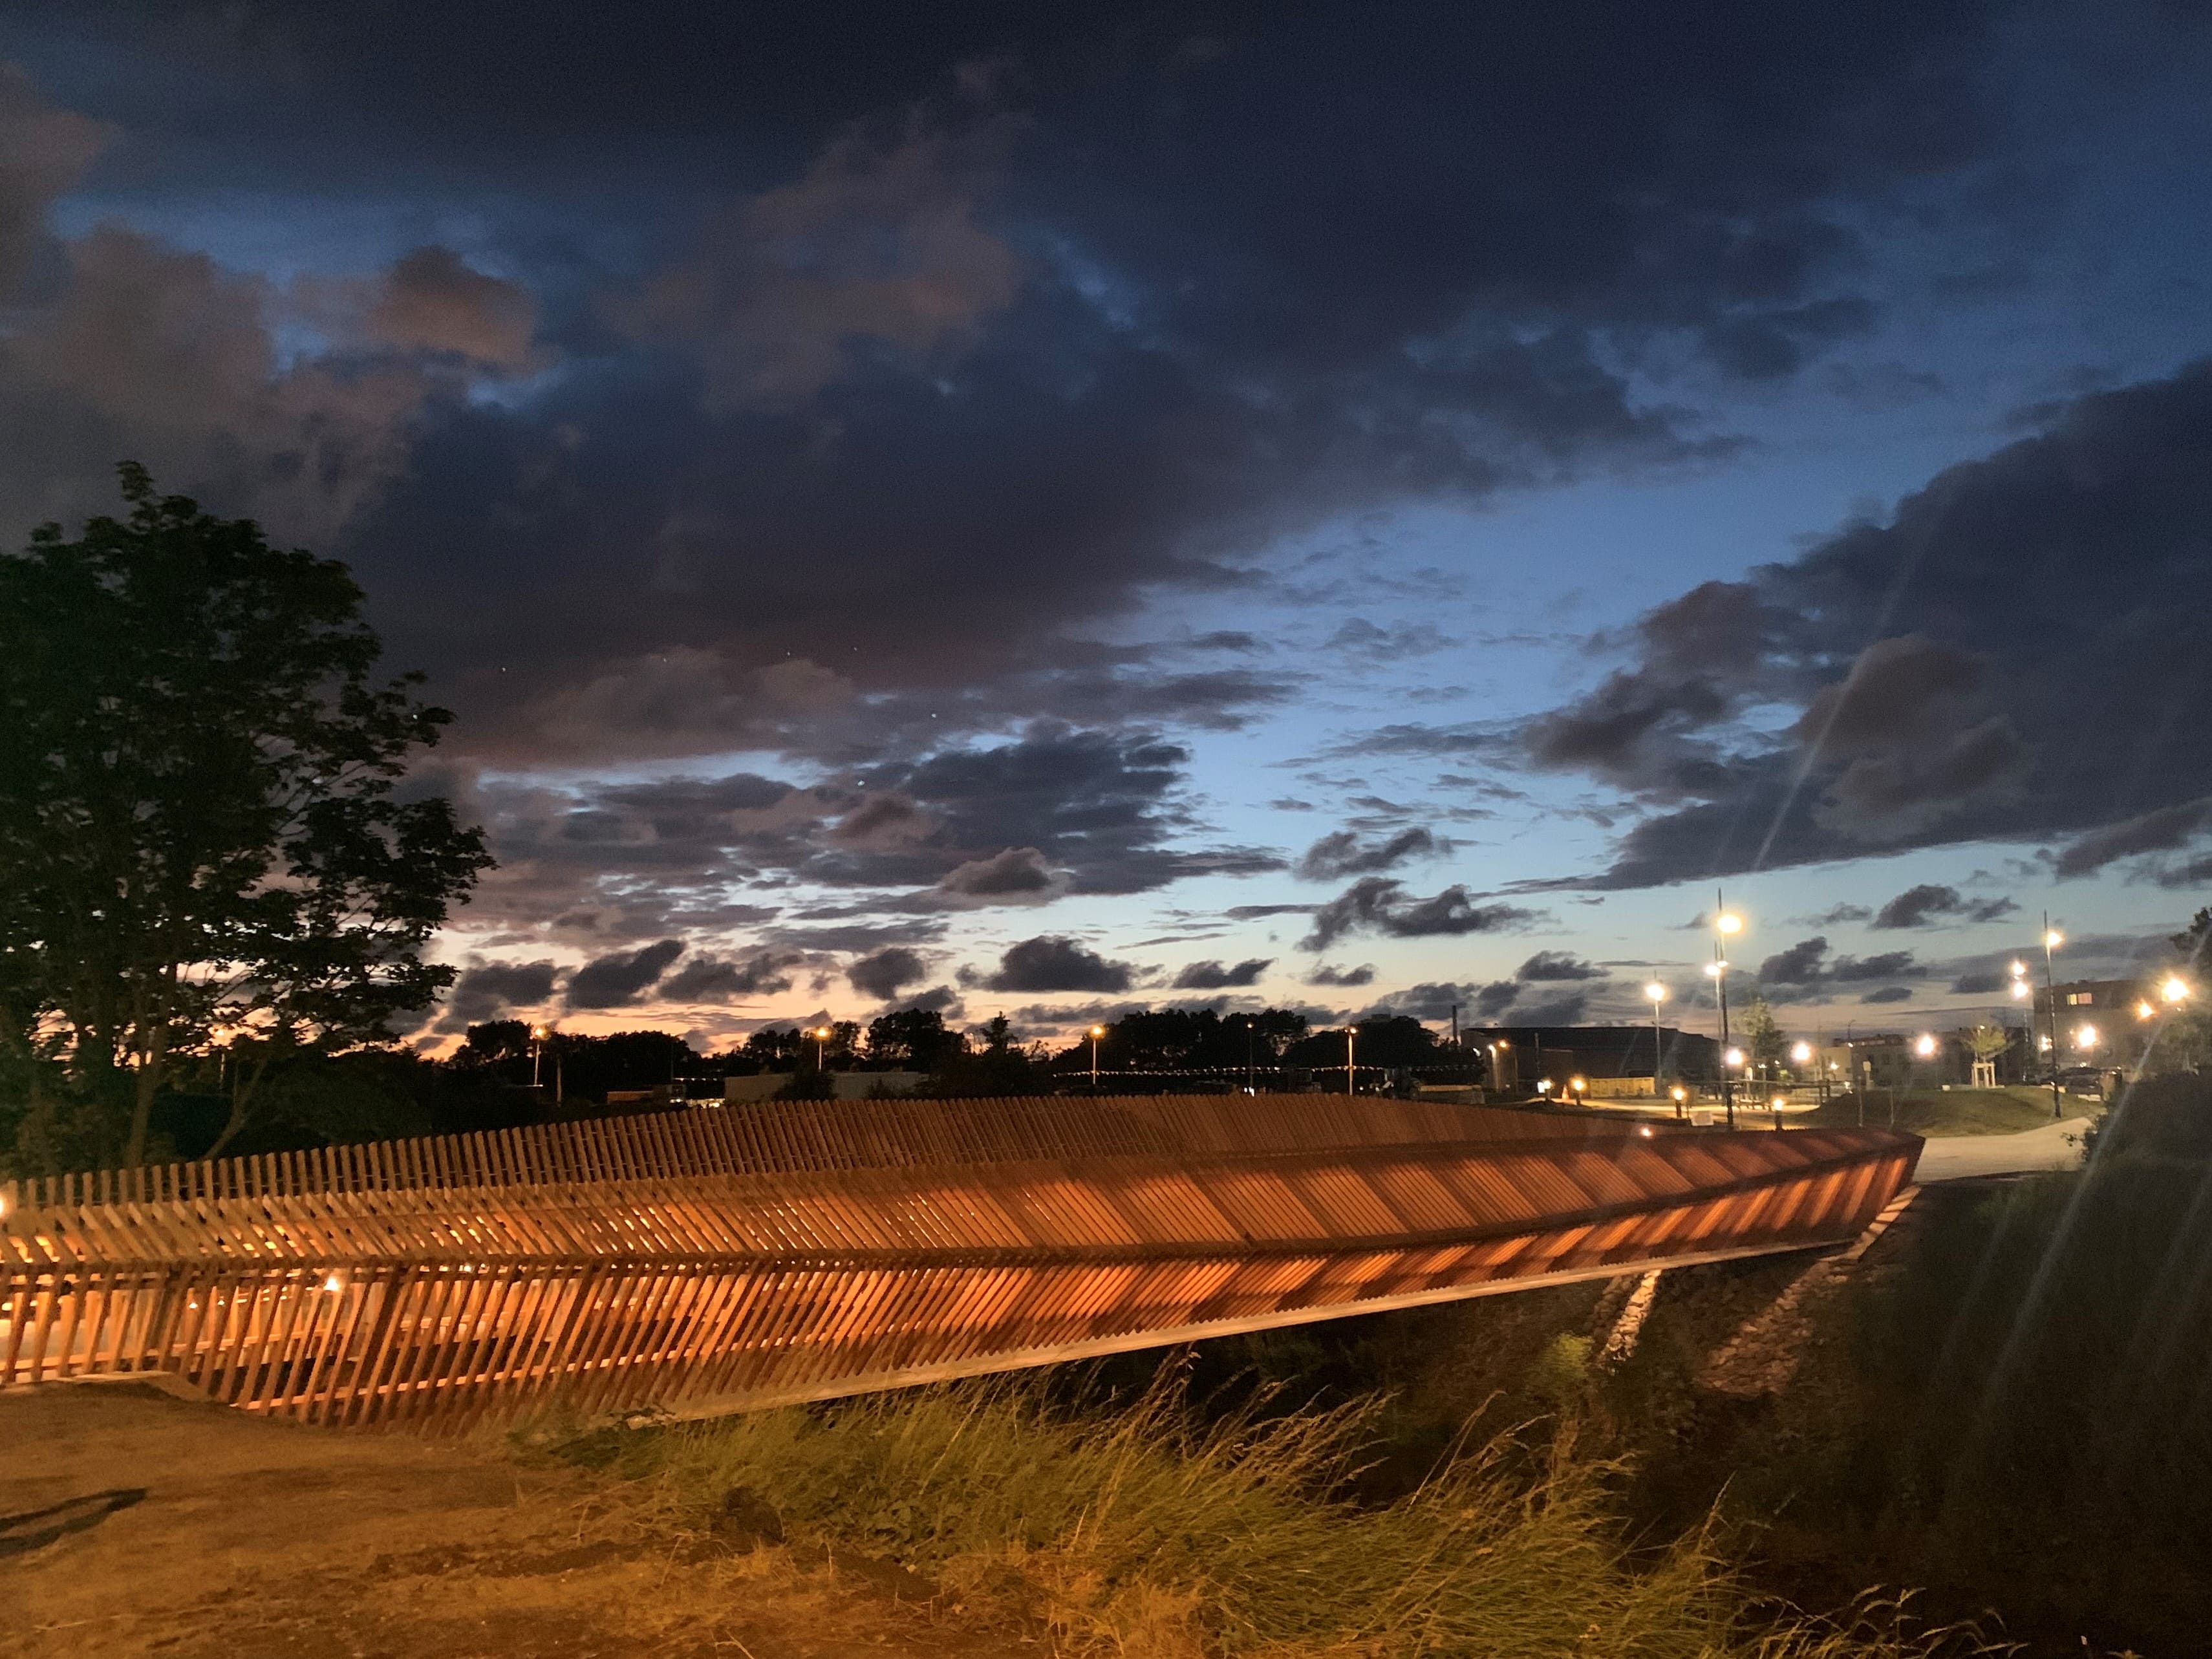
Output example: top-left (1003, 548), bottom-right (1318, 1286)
top-left (1516, 950), bottom-right (1604, 982)
top-left (1952, 970), bottom-right (2007, 993)
top-left (1171, 957), bottom-right (1273, 990)
top-left (976, 936), bottom-right (1135, 994)
top-left (2052, 798), bottom-right (2212, 879)
top-left (1759, 937), bottom-right (1834, 985)
top-left (846, 947), bottom-right (931, 1001)
top-left (1831, 950), bottom-right (1922, 983)
top-left (1307, 963), bottom-right (1375, 987)
top-left (1303, 877), bottom-right (1538, 949)
top-left (0, 63), bottom-right (113, 290)
top-left (1294, 826), bottom-right (1444, 881)
top-left (1797, 903), bottom-right (1872, 925)
top-left (1492, 365), bottom-right (2212, 886)
top-left (931, 846), bottom-right (1064, 905)
top-left (436, 959), bottom-right (561, 1029)
top-left (660, 948), bottom-right (811, 1003)
top-left (1860, 986), bottom-right (1915, 1004)
top-left (1871, 883), bottom-right (2018, 929)
top-left (565, 937), bottom-right (685, 1008)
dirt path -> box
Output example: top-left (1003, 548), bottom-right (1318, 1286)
top-left (1, 1382), bottom-right (1011, 1659)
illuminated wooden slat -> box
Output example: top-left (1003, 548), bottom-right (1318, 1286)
top-left (0, 1096), bottom-right (1915, 1431)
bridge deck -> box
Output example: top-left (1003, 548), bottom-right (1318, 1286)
top-left (0, 1095), bottom-right (1917, 1431)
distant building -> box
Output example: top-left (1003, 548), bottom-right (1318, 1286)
top-left (1467, 1025), bottom-right (1721, 1095)
top-left (722, 1071), bottom-right (925, 1102)
top-left (2033, 977), bottom-right (2186, 1064)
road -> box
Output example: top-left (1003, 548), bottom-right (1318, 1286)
top-left (1911, 1114), bottom-right (2091, 1182)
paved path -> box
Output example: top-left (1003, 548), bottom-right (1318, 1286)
top-left (1913, 1115), bottom-right (2090, 1181)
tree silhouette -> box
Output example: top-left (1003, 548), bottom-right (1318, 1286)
top-left (0, 466), bottom-right (490, 1169)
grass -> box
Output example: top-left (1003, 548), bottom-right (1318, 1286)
top-left (528, 1371), bottom-right (1983, 1659)
top-left (1797, 1086), bottom-right (2081, 1137)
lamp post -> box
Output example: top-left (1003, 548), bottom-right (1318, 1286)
top-left (530, 1025), bottom-right (548, 1092)
top-left (1790, 1040), bottom-right (1814, 1109)
top-left (813, 1025), bottom-right (832, 1071)
top-left (1644, 981), bottom-right (1667, 1098)
top-left (2041, 918), bottom-right (2063, 1119)
top-left (1344, 1025), bottom-right (1356, 1096)
top-left (1090, 1024), bottom-right (1106, 1090)
top-left (1710, 892), bottom-right (1744, 1128)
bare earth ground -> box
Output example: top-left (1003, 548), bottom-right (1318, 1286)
top-left (1, 1382), bottom-right (1017, 1659)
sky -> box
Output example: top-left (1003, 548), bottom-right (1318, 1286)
top-left (5, 1), bottom-right (2211, 1052)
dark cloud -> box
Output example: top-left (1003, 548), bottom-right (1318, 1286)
top-left (1759, 937), bottom-right (1833, 986)
top-left (1306, 963), bottom-right (1375, 987)
top-left (1516, 950), bottom-right (1604, 982)
top-left (661, 948), bottom-right (811, 1003)
top-left (1797, 903), bottom-right (1872, 925)
top-left (976, 936), bottom-right (1134, 994)
top-left (1860, 985), bottom-right (1915, 1004)
top-left (0, 0), bottom-right (2052, 785)
top-left (436, 959), bottom-right (561, 1030)
top-left (1302, 877), bottom-right (1538, 950)
top-left (1831, 950), bottom-right (1922, 983)
top-left (1294, 826), bottom-right (1443, 881)
top-left (1871, 884), bottom-right (2018, 929)
top-left (929, 847), bottom-right (1062, 904)
top-left (846, 946), bottom-right (930, 1000)
top-left (1496, 365), bottom-right (2212, 886)
top-left (2052, 798), bottom-right (2212, 879)
top-left (1951, 970), bottom-right (2006, 993)
top-left (1171, 957), bottom-right (1273, 990)
top-left (565, 937), bottom-right (685, 1008)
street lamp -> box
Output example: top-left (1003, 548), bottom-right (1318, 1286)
top-left (1723, 1045), bottom-right (1745, 1071)
top-left (530, 1025), bottom-right (549, 1091)
top-left (1710, 892), bottom-right (1744, 1127)
top-left (1568, 1075), bottom-right (1587, 1103)
top-left (813, 1025), bottom-right (832, 1070)
top-left (1344, 1025), bottom-right (1356, 1095)
top-left (1913, 1033), bottom-right (1937, 1060)
top-left (2076, 1023), bottom-right (2099, 1052)
top-left (1090, 1024), bottom-right (1106, 1089)
top-left (1644, 982), bottom-right (1667, 1098)
top-left (2162, 976), bottom-right (2190, 1004)
top-left (2041, 917), bottom-right (2064, 1118)
top-left (1670, 1084), bottom-right (1688, 1120)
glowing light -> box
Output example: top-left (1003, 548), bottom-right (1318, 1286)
top-left (1715, 912), bottom-right (1743, 935)
top-left (1536, 1078), bottom-right (1552, 1093)
top-left (1090, 1025), bottom-right (1106, 1038)
top-left (1704, 961), bottom-right (1725, 978)
top-left (2076, 1023), bottom-right (2099, 1049)
top-left (530, 1025), bottom-right (549, 1040)
top-left (2010, 980), bottom-right (2030, 1000)
top-left (1644, 982), bottom-right (1666, 1003)
top-left (1671, 1086), bottom-right (1687, 1102)
top-left (1790, 1041), bottom-right (1813, 1064)
top-left (1770, 1095), bottom-right (1787, 1109)
top-left (2163, 976), bottom-right (2190, 1003)
top-left (1637, 1125), bottom-right (1654, 1137)
top-left (1569, 1075), bottom-right (1587, 1093)
top-left (1913, 1034), bottom-right (1937, 1058)
top-left (323, 1275), bottom-right (343, 1294)
top-left (2045, 929), bottom-right (2064, 951)
top-left (1723, 1047), bottom-right (1744, 1068)
top-left (2008, 961), bottom-right (2027, 978)
top-left (2138, 1001), bottom-right (2156, 1021)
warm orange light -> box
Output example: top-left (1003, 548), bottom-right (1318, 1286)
top-left (1644, 981), bottom-right (1666, 1003)
top-left (1090, 1025), bottom-right (1106, 1038)
top-left (1913, 1034), bottom-right (1937, 1058)
top-left (2163, 976), bottom-right (2190, 1003)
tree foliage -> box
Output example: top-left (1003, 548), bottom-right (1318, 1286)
top-left (0, 466), bottom-right (490, 1170)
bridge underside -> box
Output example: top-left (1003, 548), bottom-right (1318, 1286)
top-left (1, 1095), bottom-right (1917, 1431)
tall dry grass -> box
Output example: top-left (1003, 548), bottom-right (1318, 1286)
top-left (541, 1372), bottom-right (1980, 1659)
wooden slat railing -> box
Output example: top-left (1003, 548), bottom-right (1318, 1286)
top-left (0, 1095), bottom-right (1919, 1432)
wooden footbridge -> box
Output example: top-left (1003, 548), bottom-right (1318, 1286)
top-left (0, 1095), bottom-right (1917, 1431)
